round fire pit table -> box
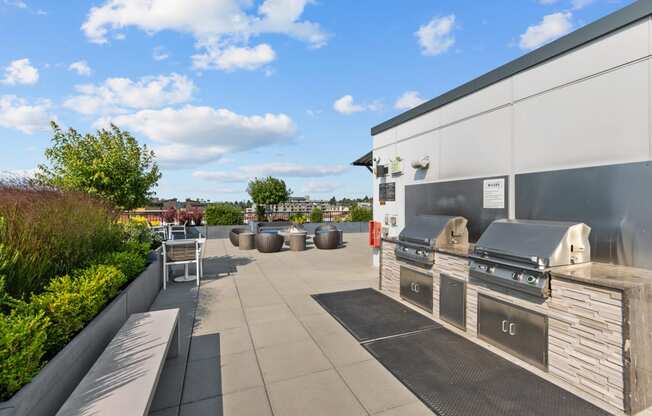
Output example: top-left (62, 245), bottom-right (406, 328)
top-left (289, 232), bottom-right (307, 251)
top-left (238, 232), bottom-right (255, 250)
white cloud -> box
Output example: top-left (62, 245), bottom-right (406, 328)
top-left (81, 0), bottom-right (327, 71)
top-left (96, 105), bottom-right (297, 166)
top-left (334, 95), bottom-right (363, 115)
top-left (333, 95), bottom-right (382, 115)
top-left (519, 12), bottom-right (573, 50)
top-left (538, 0), bottom-right (594, 9)
top-left (69, 60), bottom-right (92, 76)
top-left (394, 91), bottom-right (425, 110)
top-left (192, 43), bottom-right (276, 71)
top-left (153, 46), bottom-right (169, 61)
top-left (3, 0), bottom-right (27, 9)
top-left (416, 15), bottom-right (456, 56)
top-left (303, 181), bottom-right (339, 194)
top-left (333, 95), bottom-right (383, 115)
top-left (193, 163), bottom-right (348, 183)
top-left (571, 0), bottom-right (595, 10)
top-left (1, 58), bottom-right (39, 85)
top-left (63, 73), bottom-right (195, 115)
top-left (0, 95), bottom-right (53, 134)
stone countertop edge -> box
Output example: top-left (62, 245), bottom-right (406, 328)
top-left (551, 262), bottom-right (652, 291)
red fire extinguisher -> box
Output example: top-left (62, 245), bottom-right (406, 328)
top-left (369, 221), bottom-right (381, 248)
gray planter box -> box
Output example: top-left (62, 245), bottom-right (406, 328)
top-left (0, 251), bottom-right (163, 416)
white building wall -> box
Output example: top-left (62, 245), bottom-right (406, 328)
top-left (371, 18), bottom-right (652, 264)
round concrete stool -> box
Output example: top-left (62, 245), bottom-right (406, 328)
top-left (238, 232), bottom-right (255, 250)
top-left (289, 232), bottom-right (307, 251)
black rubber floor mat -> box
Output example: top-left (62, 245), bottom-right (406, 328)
top-left (365, 329), bottom-right (610, 416)
top-left (312, 288), bottom-right (440, 342)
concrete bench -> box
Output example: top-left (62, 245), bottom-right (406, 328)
top-left (56, 308), bottom-right (180, 416)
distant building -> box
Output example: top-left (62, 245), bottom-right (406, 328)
top-left (263, 196), bottom-right (348, 213)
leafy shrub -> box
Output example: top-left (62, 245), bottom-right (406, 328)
top-left (98, 250), bottom-right (146, 280)
top-left (205, 203), bottom-right (243, 225)
top-left (0, 181), bottom-right (123, 299)
top-left (27, 265), bottom-right (127, 357)
top-left (288, 213), bottom-right (307, 224)
top-left (350, 205), bottom-right (373, 222)
top-left (0, 311), bottom-right (49, 400)
top-left (178, 210), bottom-right (192, 225)
top-left (162, 206), bottom-right (176, 223)
top-left (122, 218), bottom-right (153, 245)
top-left (310, 207), bottom-right (323, 223)
top-left (190, 207), bottom-right (203, 225)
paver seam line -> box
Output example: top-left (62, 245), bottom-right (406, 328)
top-left (232, 260), bottom-right (277, 416)
top-left (174, 384), bottom-right (267, 407)
top-left (174, 273), bottom-right (200, 415)
top-left (253, 259), bottom-right (373, 416)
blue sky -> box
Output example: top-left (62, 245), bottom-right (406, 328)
top-left (0, 0), bottom-right (634, 202)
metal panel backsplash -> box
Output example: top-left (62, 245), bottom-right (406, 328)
top-left (516, 161), bottom-right (652, 269)
top-left (405, 176), bottom-right (509, 243)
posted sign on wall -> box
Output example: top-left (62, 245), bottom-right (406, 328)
top-left (379, 182), bottom-right (396, 203)
top-left (483, 178), bottom-right (505, 209)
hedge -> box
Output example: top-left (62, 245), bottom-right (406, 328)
top-left (350, 205), bottom-right (373, 222)
top-left (0, 310), bottom-right (49, 401)
top-left (205, 203), bottom-right (243, 225)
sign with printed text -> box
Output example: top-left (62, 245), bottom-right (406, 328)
top-left (389, 158), bottom-right (403, 175)
top-left (483, 178), bottom-right (505, 209)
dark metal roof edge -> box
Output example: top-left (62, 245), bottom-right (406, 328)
top-left (371, 0), bottom-right (652, 136)
top-left (351, 150), bottom-right (373, 166)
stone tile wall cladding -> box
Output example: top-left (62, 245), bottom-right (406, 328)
top-left (380, 240), bottom-right (625, 413)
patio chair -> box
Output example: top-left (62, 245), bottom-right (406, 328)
top-left (151, 225), bottom-right (168, 241)
top-left (255, 232), bottom-right (284, 253)
top-left (229, 227), bottom-right (248, 247)
top-left (162, 238), bottom-right (202, 289)
top-left (169, 225), bottom-right (187, 240)
top-left (314, 225), bottom-right (342, 250)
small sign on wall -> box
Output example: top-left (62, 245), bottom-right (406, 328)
top-left (379, 182), bottom-right (396, 203)
top-left (483, 178), bottom-right (505, 209)
top-left (389, 157), bottom-right (403, 175)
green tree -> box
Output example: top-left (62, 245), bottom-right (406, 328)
top-left (310, 207), bottom-right (323, 223)
top-left (246, 177), bottom-right (291, 221)
top-left (329, 196), bottom-right (337, 205)
top-left (349, 204), bottom-right (373, 222)
top-left (36, 122), bottom-right (161, 210)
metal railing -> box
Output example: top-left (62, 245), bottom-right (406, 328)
top-left (121, 209), bottom-right (350, 224)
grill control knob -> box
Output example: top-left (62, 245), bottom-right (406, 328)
top-left (512, 272), bottom-right (524, 281)
top-left (478, 264), bottom-right (488, 272)
top-left (487, 266), bottom-right (496, 274)
top-left (526, 275), bottom-right (537, 285)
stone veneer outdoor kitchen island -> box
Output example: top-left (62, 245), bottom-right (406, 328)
top-left (380, 238), bottom-right (652, 416)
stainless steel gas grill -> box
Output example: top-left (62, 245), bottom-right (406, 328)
top-left (469, 219), bottom-right (591, 299)
top-left (395, 215), bottom-right (469, 267)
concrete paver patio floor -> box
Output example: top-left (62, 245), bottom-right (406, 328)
top-left (149, 233), bottom-right (435, 416)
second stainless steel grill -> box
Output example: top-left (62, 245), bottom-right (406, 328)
top-left (395, 215), bottom-right (469, 266)
top-left (469, 219), bottom-right (591, 298)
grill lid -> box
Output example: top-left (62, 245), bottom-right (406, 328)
top-left (399, 215), bottom-right (468, 247)
top-left (473, 219), bottom-right (591, 268)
